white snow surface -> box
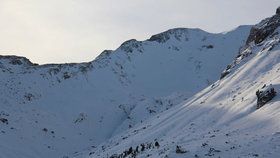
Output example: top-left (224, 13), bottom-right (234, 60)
top-left (0, 26), bottom-right (254, 158)
top-left (81, 26), bottom-right (280, 157)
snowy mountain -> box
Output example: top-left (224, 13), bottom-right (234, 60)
top-left (79, 8), bottom-right (280, 158)
top-left (6, 8), bottom-right (280, 157)
top-left (0, 25), bottom-right (251, 158)
top-left (5, 7), bottom-right (280, 158)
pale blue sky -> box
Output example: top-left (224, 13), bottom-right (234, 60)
top-left (0, 0), bottom-right (279, 64)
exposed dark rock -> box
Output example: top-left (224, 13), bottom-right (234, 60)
top-left (155, 141), bottom-right (160, 148)
top-left (10, 59), bottom-right (23, 65)
top-left (252, 153), bottom-right (259, 157)
top-left (24, 93), bottom-right (34, 101)
top-left (42, 128), bottom-right (48, 132)
top-left (107, 141), bottom-right (162, 158)
top-left (63, 72), bottom-right (71, 79)
top-left (220, 70), bottom-right (230, 79)
top-left (141, 143), bottom-right (145, 151)
top-left (205, 148), bottom-right (221, 156)
top-left (220, 8), bottom-right (280, 79)
top-left (149, 32), bottom-right (171, 43)
top-left (202, 143), bottom-right (208, 147)
top-left (0, 55), bottom-right (35, 66)
top-left (0, 118), bottom-right (8, 125)
top-left (119, 39), bottom-right (143, 53)
top-left (256, 84), bottom-right (276, 109)
top-left (176, 145), bottom-right (187, 154)
top-left (246, 11), bottom-right (280, 45)
top-left (127, 147), bottom-right (133, 155)
top-left (220, 65), bottom-right (232, 79)
top-left (202, 45), bottom-right (214, 49)
top-left (74, 113), bottom-right (86, 123)
top-left (148, 28), bottom-right (192, 43)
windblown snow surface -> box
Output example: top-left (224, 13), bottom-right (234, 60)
top-left (2, 11), bottom-right (280, 158)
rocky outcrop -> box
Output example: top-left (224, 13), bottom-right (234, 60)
top-left (220, 7), bottom-right (280, 79)
top-left (119, 39), bottom-right (143, 53)
top-left (148, 28), bottom-right (200, 43)
top-left (0, 55), bottom-right (37, 66)
top-left (246, 8), bottom-right (280, 45)
top-left (256, 84), bottom-right (276, 109)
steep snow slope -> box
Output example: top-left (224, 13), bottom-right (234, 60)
top-left (0, 26), bottom-right (250, 158)
top-left (84, 11), bottom-right (280, 158)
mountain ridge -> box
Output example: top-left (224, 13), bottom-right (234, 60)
top-left (0, 23), bottom-right (252, 158)
top-left (0, 25), bottom-right (251, 67)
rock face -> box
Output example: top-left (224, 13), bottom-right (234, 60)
top-left (256, 84), bottom-right (276, 109)
top-left (220, 7), bottom-right (280, 79)
top-left (246, 13), bottom-right (280, 45)
top-left (0, 55), bottom-right (36, 66)
top-left (277, 6), bottom-right (280, 15)
top-left (147, 28), bottom-right (195, 43)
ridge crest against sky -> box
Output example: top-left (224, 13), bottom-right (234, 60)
top-left (0, 0), bottom-right (279, 64)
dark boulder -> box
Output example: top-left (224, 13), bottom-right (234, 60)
top-left (256, 84), bottom-right (276, 109)
top-left (42, 128), bottom-right (48, 132)
top-left (127, 147), bottom-right (133, 155)
top-left (0, 118), bottom-right (8, 124)
top-left (277, 6), bottom-right (280, 15)
top-left (176, 145), bottom-right (187, 154)
top-left (63, 72), bottom-right (71, 79)
top-left (220, 70), bottom-right (230, 79)
top-left (140, 144), bottom-right (145, 151)
top-left (155, 141), bottom-right (160, 148)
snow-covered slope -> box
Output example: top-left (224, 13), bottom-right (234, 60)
top-left (0, 25), bottom-right (251, 158)
top-left (82, 9), bottom-right (280, 158)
